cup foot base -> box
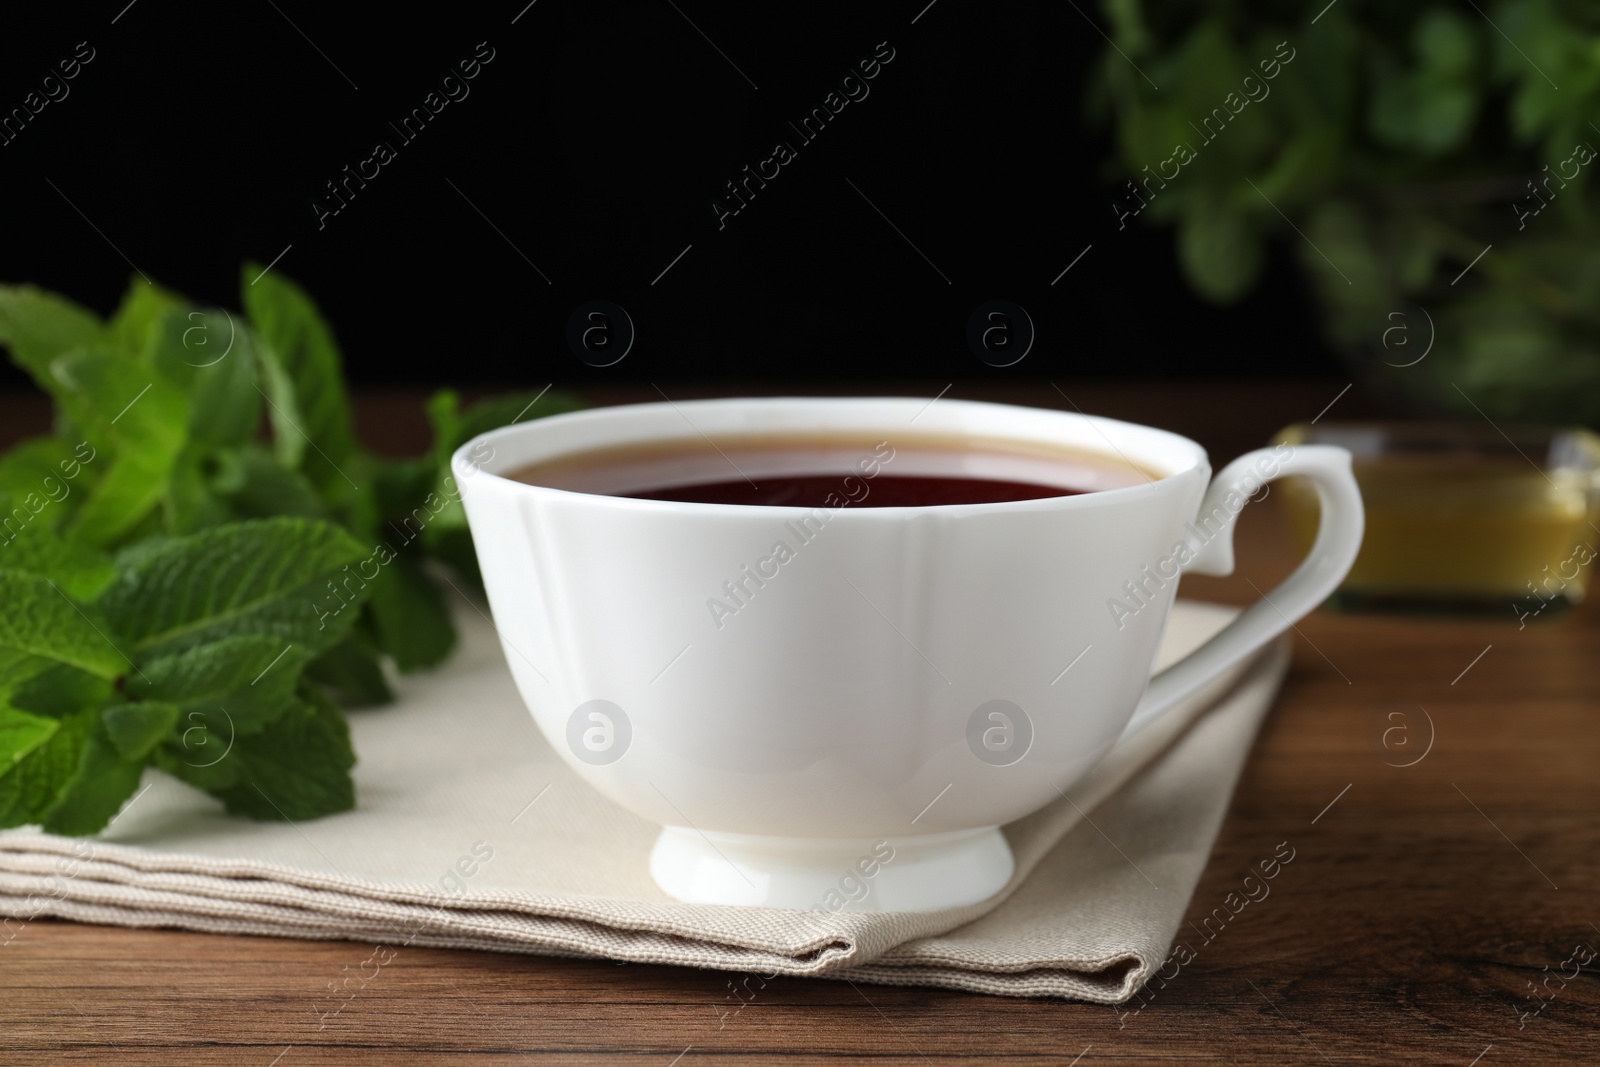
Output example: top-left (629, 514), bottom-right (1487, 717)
top-left (649, 825), bottom-right (1014, 911)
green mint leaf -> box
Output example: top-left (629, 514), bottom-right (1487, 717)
top-left (419, 490), bottom-right (469, 551)
top-left (421, 387), bottom-right (584, 585)
top-left (1369, 71), bottom-right (1476, 156)
top-left (425, 389), bottom-right (464, 463)
top-left (471, 387), bottom-right (586, 434)
top-left (0, 707), bottom-right (60, 767)
top-left (102, 700), bottom-right (180, 761)
top-left (0, 571), bottom-right (127, 690)
top-left (99, 516), bottom-right (371, 658)
top-left (164, 449), bottom-right (236, 535)
top-left (0, 437), bottom-right (101, 519)
top-left (305, 632), bottom-right (392, 706)
top-left (129, 634), bottom-right (307, 733)
top-left (373, 456), bottom-right (438, 520)
top-left (0, 498), bottom-right (117, 600)
top-left (153, 717), bottom-right (236, 790)
top-left (0, 285), bottom-right (105, 384)
top-left (201, 689), bottom-right (354, 821)
top-left (211, 447), bottom-right (327, 520)
top-left (1413, 9), bottom-right (1477, 79)
top-left (70, 454), bottom-right (174, 547)
top-left (1251, 129), bottom-right (1340, 208)
top-left (149, 308), bottom-right (262, 449)
top-left (422, 525), bottom-right (480, 588)
top-left (364, 553), bottom-right (456, 673)
top-left (241, 266), bottom-right (357, 494)
top-left (329, 457), bottom-right (380, 542)
top-left (107, 278), bottom-right (189, 358)
top-left (1177, 199), bottom-right (1263, 304)
top-left (7, 664), bottom-right (118, 719)
top-left (436, 388), bottom-right (586, 458)
top-left (0, 441), bottom-right (113, 593)
top-left (251, 327), bottom-right (307, 470)
top-left (0, 709), bottom-right (92, 829)
top-left (42, 718), bottom-right (145, 835)
top-left (48, 349), bottom-right (190, 545)
top-left (49, 349), bottom-right (188, 454)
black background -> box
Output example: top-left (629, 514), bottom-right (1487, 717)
top-left (0, 0), bottom-right (1339, 388)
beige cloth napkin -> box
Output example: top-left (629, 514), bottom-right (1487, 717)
top-left (0, 601), bottom-right (1287, 1002)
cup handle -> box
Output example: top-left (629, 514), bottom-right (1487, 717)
top-left (1114, 443), bottom-right (1364, 745)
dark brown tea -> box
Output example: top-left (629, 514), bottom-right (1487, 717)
top-left (507, 432), bottom-right (1151, 506)
top-left (628, 473), bottom-right (1078, 507)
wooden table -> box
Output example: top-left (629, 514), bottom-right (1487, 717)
top-left (3, 384), bottom-right (1596, 1065)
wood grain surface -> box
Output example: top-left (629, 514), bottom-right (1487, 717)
top-left (2, 383), bottom-right (1596, 1065)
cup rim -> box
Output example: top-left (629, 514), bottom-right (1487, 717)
top-left (451, 396), bottom-right (1210, 516)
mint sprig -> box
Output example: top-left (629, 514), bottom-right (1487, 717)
top-left (0, 267), bottom-right (580, 833)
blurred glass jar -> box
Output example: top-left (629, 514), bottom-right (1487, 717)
top-left (1275, 422), bottom-right (1600, 618)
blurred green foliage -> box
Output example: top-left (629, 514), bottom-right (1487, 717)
top-left (0, 269), bottom-right (581, 831)
top-left (1092, 0), bottom-right (1600, 424)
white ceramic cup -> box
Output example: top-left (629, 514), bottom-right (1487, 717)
top-left (454, 398), bottom-right (1363, 912)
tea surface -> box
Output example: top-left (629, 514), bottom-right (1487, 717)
top-left (506, 431), bottom-right (1151, 506)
